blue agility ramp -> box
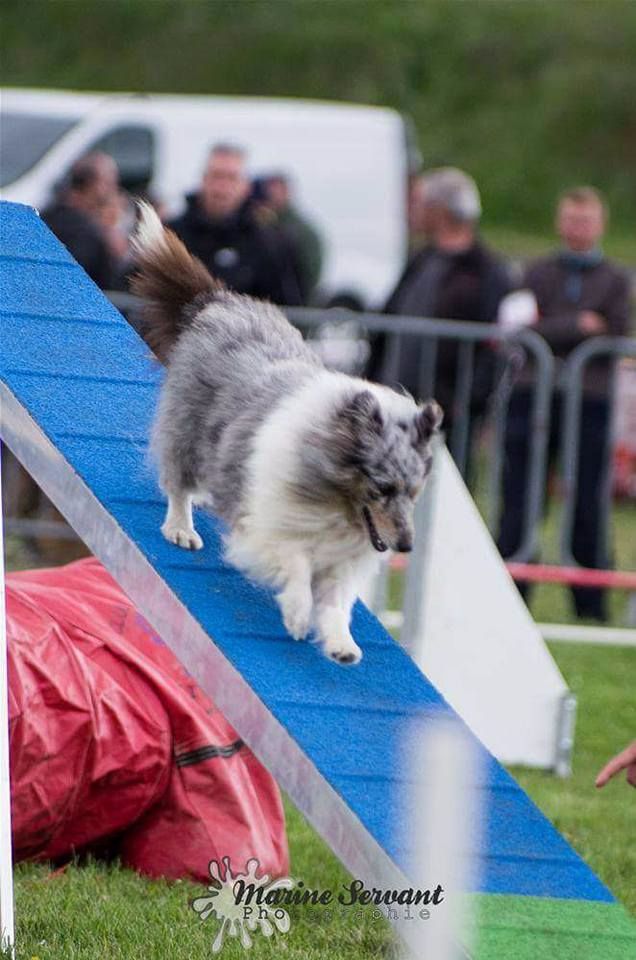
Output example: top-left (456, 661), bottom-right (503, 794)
top-left (1, 202), bottom-right (634, 959)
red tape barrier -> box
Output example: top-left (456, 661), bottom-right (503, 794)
top-left (388, 556), bottom-right (636, 589)
top-left (506, 563), bottom-right (636, 590)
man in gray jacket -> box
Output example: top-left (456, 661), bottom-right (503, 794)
top-left (498, 187), bottom-right (631, 620)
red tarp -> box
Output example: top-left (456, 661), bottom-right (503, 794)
top-left (6, 557), bottom-right (288, 881)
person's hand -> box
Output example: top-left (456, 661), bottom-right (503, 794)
top-left (595, 740), bottom-right (636, 788)
top-left (578, 310), bottom-right (607, 335)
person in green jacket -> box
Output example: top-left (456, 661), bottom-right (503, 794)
top-left (255, 172), bottom-right (324, 302)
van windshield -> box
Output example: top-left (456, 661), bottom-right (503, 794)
top-left (0, 112), bottom-right (79, 187)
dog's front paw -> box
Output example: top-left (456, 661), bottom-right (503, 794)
top-left (161, 521), bottom-right (203, 551)
top-left (278, 586), bottom-right (313, 641)
top-left (323, 634), bottom-right (362, 666)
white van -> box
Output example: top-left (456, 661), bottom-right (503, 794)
top-left (1, 88), bottom-right (419, 306)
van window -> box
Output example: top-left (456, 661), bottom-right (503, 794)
top-left (87, 125), bottom-right (155, 193)
top-left (0, 112), bottom-right (79, 187)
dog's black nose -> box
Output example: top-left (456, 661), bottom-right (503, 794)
top-left (396, 536), bottom-right (413, 553)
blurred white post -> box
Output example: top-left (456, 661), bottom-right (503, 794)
top-left (402, 717), bottom-right (480, 960)
top-left (0, 446), bottom-right (15, 953)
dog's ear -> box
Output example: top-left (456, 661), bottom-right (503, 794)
top-left (412, 400), bottom-right (443, 449)
top-left (338, 390), bottom-right (384, 434)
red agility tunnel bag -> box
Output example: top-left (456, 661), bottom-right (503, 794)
top-left (6, 557), bottom-right (288, 881)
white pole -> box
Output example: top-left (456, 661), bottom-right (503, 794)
top-left (0, 444), bottom-right (15, 953)
top-left (402, 717), bottom-right (480, 960)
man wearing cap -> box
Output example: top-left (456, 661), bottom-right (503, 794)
top-left (366, 167), bottom-right (512, 468)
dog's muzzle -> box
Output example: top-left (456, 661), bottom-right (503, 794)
top-left (362, 506), bottom-right (388, 553)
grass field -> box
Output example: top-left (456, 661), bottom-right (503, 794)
top-left (4, 495), bottom-right (636, 958)
top-left (5, 641), bottom-right (634, 960)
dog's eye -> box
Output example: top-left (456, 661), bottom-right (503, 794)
top-left (377, 483), bottom-right (397, 499)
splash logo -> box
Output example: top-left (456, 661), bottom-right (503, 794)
top-left (192, 856), bottom-right (295, 953)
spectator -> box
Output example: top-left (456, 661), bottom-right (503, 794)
top-left (168, 145), bottom-right (302, 305)
top-left (406, 172), bottom-right (430, 255)
top-left (42, 152), bottom-right (122, 289)
top-left (498, 187), bottom-right (631, 621)
top-left (366, 167), bottom-right (512, 464)
top-left (253, 172), bottom-right (324, 302)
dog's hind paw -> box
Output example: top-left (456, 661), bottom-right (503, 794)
top-left (161, 522), bottom-right (203, 551)
top-left (323, 635), bottom-right (362, 666)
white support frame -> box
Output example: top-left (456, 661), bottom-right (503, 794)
top-left (0, 447), bottom-right (15, 953)
top-left (540, 622), bottom-right (636, 647)
top-left (391, 446), bottom-right (573, 771)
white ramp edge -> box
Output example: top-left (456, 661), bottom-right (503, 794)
top-left (417, 448), bottom-right (570, 769)
top-left (377, 447), bottom-right (572, 771)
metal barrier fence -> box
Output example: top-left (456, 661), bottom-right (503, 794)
top-left (4, 295), bottom-right (634, 582)
top-left (559, 336), bottom-right (636, 567)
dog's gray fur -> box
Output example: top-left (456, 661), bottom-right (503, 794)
top-left (132, 203), bottom-right (442, 665)
top-left (153, 293), bottom-right (322, 521)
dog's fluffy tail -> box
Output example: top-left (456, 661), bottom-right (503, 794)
top-left (130, 201), bottom-right (224, 363)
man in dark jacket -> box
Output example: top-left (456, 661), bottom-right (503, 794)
top-left (367, 167), bottom-right (512, 468)
top-left (42, 153), bottom-right (121, 289)
top-left (498, 187), bottom-right (631, 620)
top-left (168, 144), bottom-right (302, 306)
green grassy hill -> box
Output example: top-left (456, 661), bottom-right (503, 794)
top-left (3, 0), bottom-right (636, 251)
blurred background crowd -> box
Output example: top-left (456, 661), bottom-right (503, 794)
top-left (6, 132), bottom-right (635, 622)
top-left (39, 145), bottom-right (324, 305)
